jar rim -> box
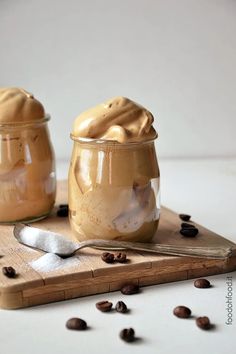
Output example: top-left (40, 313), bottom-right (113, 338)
top-left (70, 133), bottom-right (158, 146)
top-left (0, 114), bottom-right (50, 128)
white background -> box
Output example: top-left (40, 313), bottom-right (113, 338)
top-left (0, 0), bottom-right (236, 160)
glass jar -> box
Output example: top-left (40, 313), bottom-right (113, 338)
top-left (68, 136), bottom-right (160, 242)
top-left (0, 115), bottom-right (56, 223)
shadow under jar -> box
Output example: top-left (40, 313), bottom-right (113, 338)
top-left (68, 136), bottom-right (160, 242)
top-left (0, 115), bottom-right (56, 223)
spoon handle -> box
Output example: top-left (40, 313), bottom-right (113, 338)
top-left (77, 239), bottom-right (232, 259)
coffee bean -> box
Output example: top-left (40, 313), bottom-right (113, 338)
top-left (120, 328), bottom-right (135, 342)
top-left (101, 252), bottom-right (115, 264)
top-left (115, 301), bottom-right (128, 313)
top-left (194, 278), bottom-right (211, 288)
top-left (96, 300), bottom-right (113, 312)
top-left (196, 316), bottom-right (211, 330)
top-left (181, 222), bottom-right (195, 229)
top-left (57, 206), bottom-right (68, 217)
top-left (179, 214), bottom-right (191, 222)
top-left (59, 204), bottom-right (68, 209)
top-left (2, 266), bottom-right (16, 278)
top-left (114, 252), bottom-right (127, 263)
top-left (66, 317), bottom-right (87, 330)
top-left (180, 227), bottom-right (198, 237)
top-left (121, 283), bottom-right (139, 295)
top-left (173, 306), bottom-right (191, 318)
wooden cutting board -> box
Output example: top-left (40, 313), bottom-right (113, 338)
top-left (0, 180), bottom-right (236, 309)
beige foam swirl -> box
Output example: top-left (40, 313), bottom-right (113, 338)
top-left (72, 96), bottom-right (157, 143)
top-left (0, 87), bottom-right (45, 123)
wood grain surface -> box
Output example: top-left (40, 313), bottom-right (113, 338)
top-left (0, 180), bottom-right (235, 309)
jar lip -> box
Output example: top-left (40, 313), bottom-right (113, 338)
top-left (70, 133), bottom-right (158, 146)
top-left (0, 114), bottom-right (50, 128)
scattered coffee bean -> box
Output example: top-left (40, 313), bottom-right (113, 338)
top-left (173, 306), bottom-right (191, 318)
top-left (120, 328), bottom-right (135, 342)
top-left (101, 252), bottom-right (115, 264)
top-left (115, 301), bottom-right (128, 313)
top-left (66, 317), bottom-right (87, 330)
top-left (96, 300), bottom-right (113, 312)
top-left (121, 283), bottom-right (139, 295)
top-left (180, 227), bottom-right (198, 237)
top-left (2, 266), bottom-right (16, 278)
top-left (179, 214), bottom-right (191, 222)
top-left (57, 206), bottom-right (68, 217)
top-left (196, 316), bottom-right (211, 330)
top-left (181, 222), bottom-right (195, 229)
top-left (194, 278), bottom-right (211, 289)
top-left (59, 204), bottom-right (68, 209)
top-left (114, 252), bottom-right (127, 263)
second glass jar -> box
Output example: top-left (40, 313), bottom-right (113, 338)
top-left (0, 116), bottom-right (56, 223)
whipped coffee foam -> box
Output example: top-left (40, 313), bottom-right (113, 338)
top-left (72, 96), bottom-right (157, 143)
top-left (0, 87), bottom-right (45, 123)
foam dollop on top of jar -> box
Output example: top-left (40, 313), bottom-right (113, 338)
top-left (72, 96), bottom-right (157, 143)
top-left (0, 87), bottom-right (45, 123)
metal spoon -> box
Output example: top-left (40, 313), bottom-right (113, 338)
top-left (13, 224), bottom-right (233, 259)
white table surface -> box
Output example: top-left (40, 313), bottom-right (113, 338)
top-left (0, 158), bottom-right (235, 354)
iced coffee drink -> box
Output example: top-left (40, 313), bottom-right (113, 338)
top-left (69, 97), bottom-right (160, 242)
top-left (0, 88), bottom-right (56, 223)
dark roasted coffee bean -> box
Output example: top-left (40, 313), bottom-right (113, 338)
top-left (181, 222), bottom-right (195, 229)
top-left (121, 283), bottom-right (139, 295)
top-left (114, 252), bottom-right (127, 263)
top-left (115, 301), bottom-right (128, 313)
top-left (180, 227), bottom-right (198, 237)
top-left (66, 317), bottom-right (87, 330)
top-left (173, 306), bottom-right (191, 318)
top-left (96, 300), bottom-right (113, 312)
top-left (194, 278), bottom-right (211, 288)
top-left (179, 214), bottom-right (191, 221)
top-left (120, 328), bottom-right (135, 342)
top-left (57, 206), bottom-right (68, 217)
top-left (101, 252), bottom-right (115, 264)
top-left (2, 266), bottom-right (16, 278)
top-left (196, 316), bottom-right (211, 330)
top-left (59, 204), bottom-right (68, 209)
